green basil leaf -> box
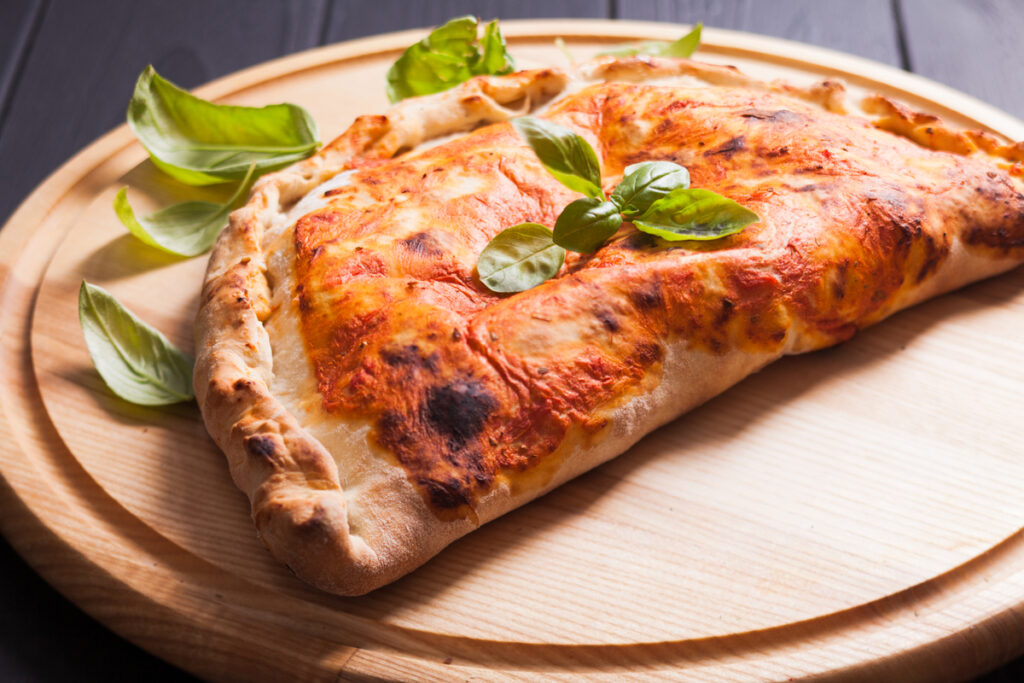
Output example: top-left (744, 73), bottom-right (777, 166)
top-left (553, 198), bottom-right (623, 252)
top-left (633, 188), bottom-right (759, 241)
top-left (611, 161), bottom-right (691, 217)
top-left (477, 223), bottom-right (565, 293)
top-left (127, 65), bottom-right (319, 185)
top-left (114, 164), bottom-right (255, 257)
top-left (512, 116), bottom-right (604, 199)
top-left (474, 19), bottom-right (515, 75)
top-left (599, 23), bottom-right (702, 58)
top-left (79, 281), bottom-right (194, 405)
top-left (386, 16), bottom-right (514, 103)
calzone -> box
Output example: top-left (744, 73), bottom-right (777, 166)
top-left (194, 56), bottom-right (1024, 595)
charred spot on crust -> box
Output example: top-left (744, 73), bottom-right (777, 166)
top-left (865, 187), bottom-right (924, 251)
top-left (653, 118), bottom-right (674, 135)
top-left (380, 344), bottom-right (439, 372)
top-left (295, 504), bottom-right (331, 534)
top-left (443, 448), bottom-right (493, 487)
top-left (831, 260), bottom-right (849, 299)
top-left (619, 231), bottom-right (661, 251)
top-left (715, 298), bottom-right (735, 326)
top-left (764, 146), bottom-right (790, 158)
top-left (630, 280), bottom-right (665, 311)
top-left (620, 150), bottom-right (689, 169)
top-left (596, 309), bottom-right (620, 332)
top-left (400, 231), bottom-right (443, 256)
top-left (424, 380), bottom-right (497, 448)
top-left (632, 341), bottom-right (663, 365)
top-left (296, 284), bottom-right (311, 313)
top-left (915, 232), bottom-right (948, 283)
top-left (962, 185), bottom-right (1024, 250)
top-left (419, 476), bottom-right (472, 510)
top-left (232, 378), bottom-right (256, 392)
top-left (323, 185), bottom-right (352, 197)
top-left (967, 222), bottom-right (1024, 250)
top-left (377, 410), bottom-right (414, 450)
top-left (244, 434), bottom-right (277, 460)
top-left (739, 109), bottom-right (803, 124)
top-left (704, 136), bottom-right (746, 159)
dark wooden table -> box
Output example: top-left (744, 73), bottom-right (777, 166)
top-left (1, 1), bottom-right (1022, 680)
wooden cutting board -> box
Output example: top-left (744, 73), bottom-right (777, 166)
top-left (3, 19), bottom-right (1024, 681)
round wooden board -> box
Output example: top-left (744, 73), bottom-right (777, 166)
top-left (3, 19), bottom-right (1024, 682)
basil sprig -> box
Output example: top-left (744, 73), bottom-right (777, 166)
top-left (114, 163), bottom-right (256, 257)
top-left (118, 66), bottom-right (321, 259)
top-left (386, 16), bottom-right (514, 103)
top-left (78, 281), bottom-right (194, 406)
top-left (511, 117), bottom-right (604, 199)
top-left (475, 118), bottom-right (760, 293)
top-left (128, 66), bottom-right (319, 186)
top-left (599, 23), bottom-right (703, 58)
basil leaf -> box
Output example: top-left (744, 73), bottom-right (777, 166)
top-left (611, 161), bottom-right (691, 217)
top-left (127, 65), bottom-right (319, 185)
top-left (512, 116), bottom-right (604, 199)
top-left (553, 198), bottom-right (623, 253)
top-left (477, 223), bottom-right (565, 293)
top-left (79, 281), bottom-right (194, 405)
top-left (633, 188), bottom-right (760, 241)
top-left (114, 163), bottom-right (255, 257)
top-left (475, 19), bottom-right (514, 75)
top-left (386, 16), bottom-right (514, 103)
top-left (599, 23), bottom-right (702, 58)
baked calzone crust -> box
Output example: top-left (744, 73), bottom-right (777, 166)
top-left (194, 56), bottom-right (1024, 595)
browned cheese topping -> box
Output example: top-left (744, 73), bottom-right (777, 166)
top-left (291, 82), bottom-right (1024, 514)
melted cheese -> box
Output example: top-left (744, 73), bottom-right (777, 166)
top-left (263, 73), bottom-right (1024, 518)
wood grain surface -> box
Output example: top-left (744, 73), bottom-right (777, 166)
top-left (899, 0), bottom-right (1024, 118)
top-left (0, 0), bottom-right (327, 223)
top-left (2, 4), bottom-right (1024, 682)
top-left (618, 0), bottom-right (902, 66)
top-left (0, 0), bottom-right (42, 128)
top-left (4, 19), bottom-right (1024, 682)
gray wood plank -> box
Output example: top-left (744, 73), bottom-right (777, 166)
top-left (899, 0), bottom-right (1024, 118)
top-left (0, 0), bottom-right (44, 131)
top-left (0, 0), bottom-right (327, 224)
top-left (616, 0), bottom-right (901, 66)
top-left (324, 0), bottom-right (610, 42)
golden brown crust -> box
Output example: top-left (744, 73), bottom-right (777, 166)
top-left (195, 56), bottom-right (1024, 595)
top-left (194, 66), bottom-right (577, 594)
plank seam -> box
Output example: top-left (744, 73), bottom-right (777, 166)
top-left (0, 0), bottom-right (50, 142)
top-left (318, 0), bottom-right (335, 47)
top-left (891, 0), bottom-right (914, 72)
